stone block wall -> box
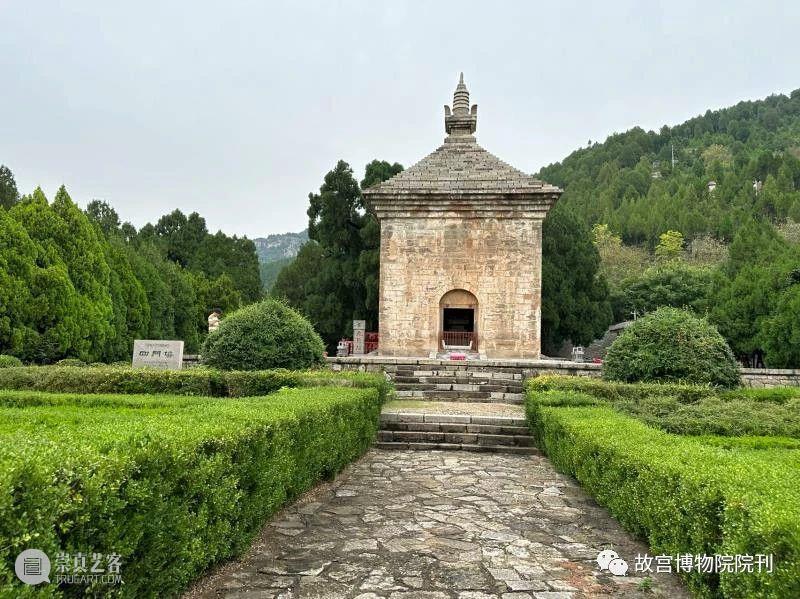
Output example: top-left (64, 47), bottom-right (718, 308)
top-left (740, 368), bottom-right (800, 388)
top-left (328, 357), bottom-right (800, 389)
top-left (378, 217), bottom-right (543, 359)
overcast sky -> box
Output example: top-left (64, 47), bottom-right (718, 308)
top-left (2, 1), bottom-right (799, 239)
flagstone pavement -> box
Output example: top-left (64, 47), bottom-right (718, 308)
top-left (186, 450), bottom-right (687, 599)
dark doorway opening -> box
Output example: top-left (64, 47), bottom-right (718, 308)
top-left (443, 308), bottom-right (474, 332)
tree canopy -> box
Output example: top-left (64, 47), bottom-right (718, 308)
top-left (0, 172), bottom-right (262, 363)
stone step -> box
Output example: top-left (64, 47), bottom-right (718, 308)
top-left (392, 369), bottom-right (523, 381)
top-left (380, 421), bottom-right (530, 436)
top-left (393, 390), bottom-right (525, 404)
top-left (381, 412), bottom-right (527, 427)
top-left (379, 430), bottom-right (534, 447)
top-left (375, 441), bottom-right (541, 455)
top-left (393, 381), bottom-right (523, 393)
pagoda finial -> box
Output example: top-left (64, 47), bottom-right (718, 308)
top-left (445, 72), bottom-right (477, 138)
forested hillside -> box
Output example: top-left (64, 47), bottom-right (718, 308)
top-left (539, 88), bottom-right (800, 366)
top-left (0, 170), bottom-right (261, 362)
top-left (539, 89), bottom-right (800, 246)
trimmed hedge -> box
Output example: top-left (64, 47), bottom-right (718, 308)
top-left (202, 299), bottom-right (325, 371)
top-left (603, 307), bottom-right (740, 388)
top-left (0, 386), bottom-right (381, 597)
top-left (526, 387), bottom-right (800, 598)
top-left (0, 365), bottom-right (392, 403)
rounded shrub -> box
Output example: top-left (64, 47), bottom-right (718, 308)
top-left (0, 354), bottom-right (23, 368)
top-left (201, 299), bottom-right (325, 371)
top-left (56, 358), bottom-right (87, 367)
top-left (603, 307), bottom-right (740, 388)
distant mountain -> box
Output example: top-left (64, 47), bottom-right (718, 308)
top-left (253, 230), bottom-right (308, 263)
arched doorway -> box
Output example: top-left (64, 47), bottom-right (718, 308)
top-left (439, 289), bottom-right (478, 351)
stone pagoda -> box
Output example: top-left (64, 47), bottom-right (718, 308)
top-left (363, 74), bottom-right (561, 359)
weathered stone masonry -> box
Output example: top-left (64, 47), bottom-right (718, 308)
top-left (363, 74), bottom-right (561, 359)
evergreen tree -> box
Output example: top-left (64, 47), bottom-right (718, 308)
top-left (10, 187), bottom-right (110, 361)
top-left (541, 205), bottom-right (613, 354)
top-left (0, 165), bottom-right (19, 209)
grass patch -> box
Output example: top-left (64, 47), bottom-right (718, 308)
top-left (527, 375), bottom-right (800, 438)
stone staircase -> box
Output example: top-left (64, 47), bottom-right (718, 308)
top-left (376, 412), bottom-right (539, 455)
top-left (392, 364), bottom-right (525, 404)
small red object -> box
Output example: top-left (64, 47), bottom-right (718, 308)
top-left (450, 352), bottom-right (466, 361)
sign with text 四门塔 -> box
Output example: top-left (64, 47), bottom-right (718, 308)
top-left (132, 340), bottom-right (184, 370)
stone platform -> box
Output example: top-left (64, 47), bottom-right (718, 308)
top-left (328, 356), bottom-right (800, 389)
top-left (329, 357), bottom-right (600, 404)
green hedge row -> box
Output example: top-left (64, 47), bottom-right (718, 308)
top-left (0, 365), bottom-right (392, 402)
top-left (526, 388), bottom-right (800, 598)
top-left (0, 386), bottom-right (381, 597)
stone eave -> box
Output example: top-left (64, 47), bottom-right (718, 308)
top-left (366, 191), bottom-right (560, 220)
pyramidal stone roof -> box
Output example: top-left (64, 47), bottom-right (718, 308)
top-left (363, 74), bottom-right (562, 197)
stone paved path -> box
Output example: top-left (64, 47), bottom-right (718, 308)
top-left (188, 450), bottom-right (686, 598)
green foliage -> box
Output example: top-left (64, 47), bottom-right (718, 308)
top-left (0, 386), bottom-right (381, 597)
top-left (191, 230), bottom-right (262, 303)
top-left (55, 358), bottom-right (87, 367)
top-left (654, 229), bottom-right (684, 261)
top-left (591, 223), bottom-right (651, 289)
top-left (525, 384), bottom-right (800, 597)
top-left (0, 364), bottom-right (392, 402)
top-left (273, 159), bottom-right (403, 349)
top-left (710, 219), bottom-right (800, 361)
top-left (604, 307), bottom-right (739, 387)
top-left (0, 356), bottom-right (22, 368)
top-left (202, 299), bottom-right (325, 371)
top-left (527, 373), bottom-right (717, 404)
top-left (541, 205), bottom-right (613, 352)
top-left (98, 234), bottom-right (150, 362)
top-left (613, 262), bottom-right (715, 321)
top-left (539, 90), bottom-right (800, 247)
top-left (760, 285), bottom-right (800, 366)
top-left (0, 167), bottom-right (266, 364)
top-left (528, 377), bottom-right (800, 439)
top-left (6, 189), bottom-right (86, 363)
top-left (0, 165), bottom-right (19, 209)
top-left (260, 256), bottom-right (292, 292)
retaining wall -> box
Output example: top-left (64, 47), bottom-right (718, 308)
top-left (327, 357), bottom-right (800, 389)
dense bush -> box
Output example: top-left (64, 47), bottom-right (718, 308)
top-left (525, 388), bottom-right (800, 597)
top-left (603, 307), bottom-right (740, 388)
top-left (0, 365), bottom-right (391, 403)
top-left (202, 299), bottom-right (325, 371)
top-left (0, 386), bottom-right (381, 597)
top-left (0, 355), bottom-right (22, 368)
